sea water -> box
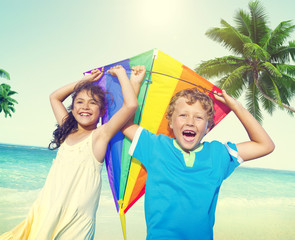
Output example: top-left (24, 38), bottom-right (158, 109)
top-left (1, 143), bottom-right (295, 239)
top-left (0, 143), bottom-right (113, 234)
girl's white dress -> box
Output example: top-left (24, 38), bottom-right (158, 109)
top-left (0, 131), bottom-right (103, 240)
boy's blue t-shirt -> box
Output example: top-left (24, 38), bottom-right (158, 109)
top-left (129, 127), bottom-right (242, 240)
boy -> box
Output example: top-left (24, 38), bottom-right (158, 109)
top-left (122, 66), bottom-right (275, 240)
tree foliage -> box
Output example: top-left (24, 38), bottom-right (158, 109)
top-left (0, 69), bottom-right (18, 117)
top-left (195, 0), bottom-right (295, 122)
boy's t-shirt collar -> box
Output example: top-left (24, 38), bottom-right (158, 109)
top-left (173, 140), bottom-right (203, 167)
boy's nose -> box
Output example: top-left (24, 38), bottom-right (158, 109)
top-left (186, 116), bottom-right (194, 125)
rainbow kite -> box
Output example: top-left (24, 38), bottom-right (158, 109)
top-left (85, 49), bottom-right (230, 239)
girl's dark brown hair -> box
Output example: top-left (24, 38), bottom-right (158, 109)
top-left (48, 81), bottom-right (106, 150)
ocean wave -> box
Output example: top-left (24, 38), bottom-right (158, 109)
top-left (218, 196), bottom-right (295, 207)
top-left (0, 187), bottom-right (41, 202)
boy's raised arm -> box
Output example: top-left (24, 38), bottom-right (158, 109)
top-left (214, 90), bottom-right (275, 161)
top-left (121, 65), bottom-right (146, 141)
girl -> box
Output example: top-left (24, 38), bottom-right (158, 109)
top-left (0, 65), bottom-right (140, 240)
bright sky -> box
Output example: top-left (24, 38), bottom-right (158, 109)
top-left (1, 0), bottom-right (294, 171)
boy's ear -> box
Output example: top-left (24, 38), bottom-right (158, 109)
top-left (168, 119), bottom-right (173, 129)
top-left (167, 122), bottom-right (175, 138)
top-left (204, 121), bottom-right (210, 135)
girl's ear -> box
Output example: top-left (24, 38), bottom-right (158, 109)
top-left (100, 109), bottom-right (106, 117)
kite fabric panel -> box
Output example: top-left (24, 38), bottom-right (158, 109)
top-left (84, 49), bottom-right (230, 236)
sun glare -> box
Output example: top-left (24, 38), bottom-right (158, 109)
top-left (137, 0), bottom-right (180, 27)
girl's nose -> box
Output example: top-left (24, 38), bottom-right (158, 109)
top-left (82, 103), bottom-right (90, 109)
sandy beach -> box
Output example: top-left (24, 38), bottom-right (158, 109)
top-left (95, 195), bottom-right (146, 240)
top-left (94, 195), bottom-right (295, 240)
top-left (1, 187), bottom-right (295, 240)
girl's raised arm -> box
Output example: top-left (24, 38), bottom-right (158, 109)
top-left (99, 65), bottom-right (139, 142)
top-left (49, 69), bottom-right (103, 126)
top-left (121, 65), bottom-right (146, 141)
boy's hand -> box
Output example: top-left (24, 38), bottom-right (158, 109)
top-left (107, 65), bottom-right (126, 77)
top-left (214, 90), bottom-right (242, 111)
top-left (130, 65), bottom-right (146, 85)
top-left (82, 67), bottom-right (104, 82)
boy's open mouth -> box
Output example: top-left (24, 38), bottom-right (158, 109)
top-left (182, 130), bottom-right (196, 142)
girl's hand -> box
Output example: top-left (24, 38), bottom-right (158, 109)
top-left (130, 65), bottom-right (146, 85)
top-left (82, 67), bottom-right (104, 82)
top-left (107, 65), bottom-right (126, 77)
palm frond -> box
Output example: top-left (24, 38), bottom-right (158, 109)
top-left (259, 62), bottom-right (282, 78)
top-left (266, 20), bottom-right (295, 50)
top-left (243, 43), bottom-right (270, 61)
top-left (0, 83), bottom-right (11, 91)
top-left (248, 0), bottom-right (268, 43)
top-left (260, 93), bottom-right (276, 115)
top-left (195, 56), bottom-right (245, 78)
top-left (234, 10), bottom-right (251, 36)
top-left (0, 69), bottom-right (10, 80)
top-left (245, 82), bottom-right (263, 122)
top-left (288, 40), bottom-right (295, 61)
top-left (270, 45), bottom-right (295, 63)
top-left (206, 19), bottom-right (252, 55)
top-left (275, 73), bottom-right (295, 96)
top-left (275, 63), bottom-right (295, 78)
top-left (259, 71), bottom-right (294, 109)
top-left (216, 66), bottom-right (249, 97)
top-left (258, 73), bottom-right (277, 115)
top-left (7, 90), bottom-right (18, 97)
top-left (217, 74), bottom-right (245, 99)
top-left (7, 96), bottom-right (18, 104)
top-left (268, 76), bottom-right (283, 106)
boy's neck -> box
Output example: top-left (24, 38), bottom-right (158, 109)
top-left (173, 140), bottom-right (203, 154)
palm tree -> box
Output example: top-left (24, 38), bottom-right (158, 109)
top-left (0, 68), bottom-right (18, 117)
top-left (195, 0), bottom-right (295, 122)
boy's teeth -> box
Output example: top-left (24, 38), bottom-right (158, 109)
top-left (183, 130), bottom-right (196, 136)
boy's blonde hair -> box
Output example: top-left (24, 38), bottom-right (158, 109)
top-left (166, 88), bottom-right (215, 129)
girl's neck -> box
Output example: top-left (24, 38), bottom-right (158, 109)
top-left (66, 129), bottom-right (94, 146)
top-left (77, 124), bottom-right (97, 133)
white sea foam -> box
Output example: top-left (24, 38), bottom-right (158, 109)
top-left (218, 196), bottom-right (295, 207)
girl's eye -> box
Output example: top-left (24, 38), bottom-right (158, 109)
top-left (179, 114), bottom-right (187, 117)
